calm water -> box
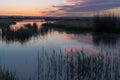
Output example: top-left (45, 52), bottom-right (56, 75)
top-left (0, 20), bottom-right (120, 80)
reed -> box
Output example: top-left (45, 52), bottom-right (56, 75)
top-left (93, 14), bottom-right (120, 33)
top-left (0, 69), bottom-right (16, 80)
top-left (37, 49), bottom-right (120, 80)
top-left (42, 14), bottom-right (120, 33)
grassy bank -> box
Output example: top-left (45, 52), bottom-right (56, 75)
top-left (42, 20), bottom-right (92, 32)
top-left (43, 15), bottom-right (120, 33)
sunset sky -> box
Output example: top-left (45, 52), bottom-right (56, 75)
top-left (0, 0), bottom-right (120, 16)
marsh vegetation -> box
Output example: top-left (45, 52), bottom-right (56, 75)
top-left (43, 14), bottom-right (120, 33)
top-left (37, 49), bottom-right (120, 80)
top-left (0, 68), bottom-right (16, 80)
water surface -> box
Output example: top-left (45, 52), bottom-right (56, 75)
top-left (0, 20), bottom-right (120, 80)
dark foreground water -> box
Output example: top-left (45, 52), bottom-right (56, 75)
top-left (0, 20), bottom-right (120, 80)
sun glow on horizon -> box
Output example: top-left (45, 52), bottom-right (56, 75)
top-left (0, 9), bottom-right (43, 16)
top-left (0, 0), bottom-right (63, 16)
top-left (0, 0), bottom-right (119, 16)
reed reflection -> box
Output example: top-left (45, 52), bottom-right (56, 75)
top-left (0, 22), bottom-right (51, 44)
top-left (92, 32), bottom-right (119, 46)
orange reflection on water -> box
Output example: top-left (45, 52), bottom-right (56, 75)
top-left (10, 22), bottom-right (24, 31)
top-left (61, 34), bottom-right (74, 40)
top-left (10, 21), bottom-right (45, 31)
top-left (61, 33), bottom-right (93, 44)
top-left (64, 45), bottom-right (120, 60)
top-left (64, 46), bottom-right (83, 53)
top-left (64, 45), bottom-right (97, 54)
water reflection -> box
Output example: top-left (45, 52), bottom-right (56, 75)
top-left (92, 32), bottom-right (119, 46)
top-left (0, 21), bottom-right (120, 54)
top-left (0, 21), bottom-right (49, 44)
top-left (0, 21), bottom-right (120, 47)
top-left (60, 32), bottom-right (120, 55)
top-left (0, 20), bottom-right (120, 80)
top-left (10, 21), bottom-right (44, 31)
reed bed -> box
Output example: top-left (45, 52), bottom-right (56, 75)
top-left (93, 14), bottom-right (120, 33)
top-left (37, 50), bottom-right (120, 80)
top-left (42, 14), bottom-right (120, 33)
top-left (0, 69), bottom-right (16, 80)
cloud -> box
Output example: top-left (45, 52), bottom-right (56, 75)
top-left (65, 0), bottom-right (85, 4)
top-left (42, 0), bottom-right (120, 16)
top-left (59, 0), bottom-right (120, 12)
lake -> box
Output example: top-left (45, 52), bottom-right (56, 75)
top-left (0, 20), bottom-right (120, 80)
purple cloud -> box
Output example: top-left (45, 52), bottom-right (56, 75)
top-left (42, 0), bottom-right (120, 16)
top-left (58, 0), bottom-right (120, 12)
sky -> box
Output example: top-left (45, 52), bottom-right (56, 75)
top-left (0, 0), bottom-right (120, 16)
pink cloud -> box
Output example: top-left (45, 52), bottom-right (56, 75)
top-left (65, 0), bottom-right (86, 4)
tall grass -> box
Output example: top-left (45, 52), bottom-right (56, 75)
top-left (43, 14), bottom-right (120, 33)
top-left (0, 22), bottom-right (16, 29)
top-left (0, 69), bottom-right (16, 80)
top-left (93, 14), bottom-right (120, 33)
top-left (37, 50), bottom-right (120, 80)
top-left (42, 22), bottom-right (92, 32)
